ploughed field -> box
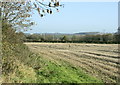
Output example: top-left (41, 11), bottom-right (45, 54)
top-left (25, 43), bottom-right (119, 83)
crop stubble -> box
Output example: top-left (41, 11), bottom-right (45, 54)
top-left (25, 43), bottom-right (119, 83)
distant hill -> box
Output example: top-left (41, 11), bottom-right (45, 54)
top-left (25, 32), bottom-right (101, 35)
top-left (74, 32), bottom-right (100, 35)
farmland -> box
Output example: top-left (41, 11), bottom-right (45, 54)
top-left (25, 43), bottom-right (119, 83)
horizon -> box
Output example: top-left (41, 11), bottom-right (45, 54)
top-left (25, 31), bottom-right (115, 34)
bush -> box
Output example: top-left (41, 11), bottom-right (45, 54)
top-left (2, 23), bottom-right (37, 83)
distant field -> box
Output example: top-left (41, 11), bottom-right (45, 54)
top-left (25, 43), bottom-right (119, 83)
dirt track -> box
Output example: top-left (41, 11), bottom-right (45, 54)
top-left (25, 43), bottom-right (119, 83)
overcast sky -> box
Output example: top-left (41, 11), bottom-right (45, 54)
top-left (25, 2), bottom-right (118, 34)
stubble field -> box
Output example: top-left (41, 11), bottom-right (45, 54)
top-left (25, 43), bottom-right (119, 83)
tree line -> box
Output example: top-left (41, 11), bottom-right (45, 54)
top-left (24, 33), bottom-right (120, 44)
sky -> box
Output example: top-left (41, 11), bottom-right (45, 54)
top-left (25, 2), bottom-right (118, 34)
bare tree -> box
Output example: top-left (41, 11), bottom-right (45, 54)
top-left (1, 0), bottom-right (63, 31)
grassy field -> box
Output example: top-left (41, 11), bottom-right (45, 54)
top-left (25, 43), bottom-right (119, 83)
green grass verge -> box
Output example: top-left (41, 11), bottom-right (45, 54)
top-left (34, 56), bottom-right (103, 83)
